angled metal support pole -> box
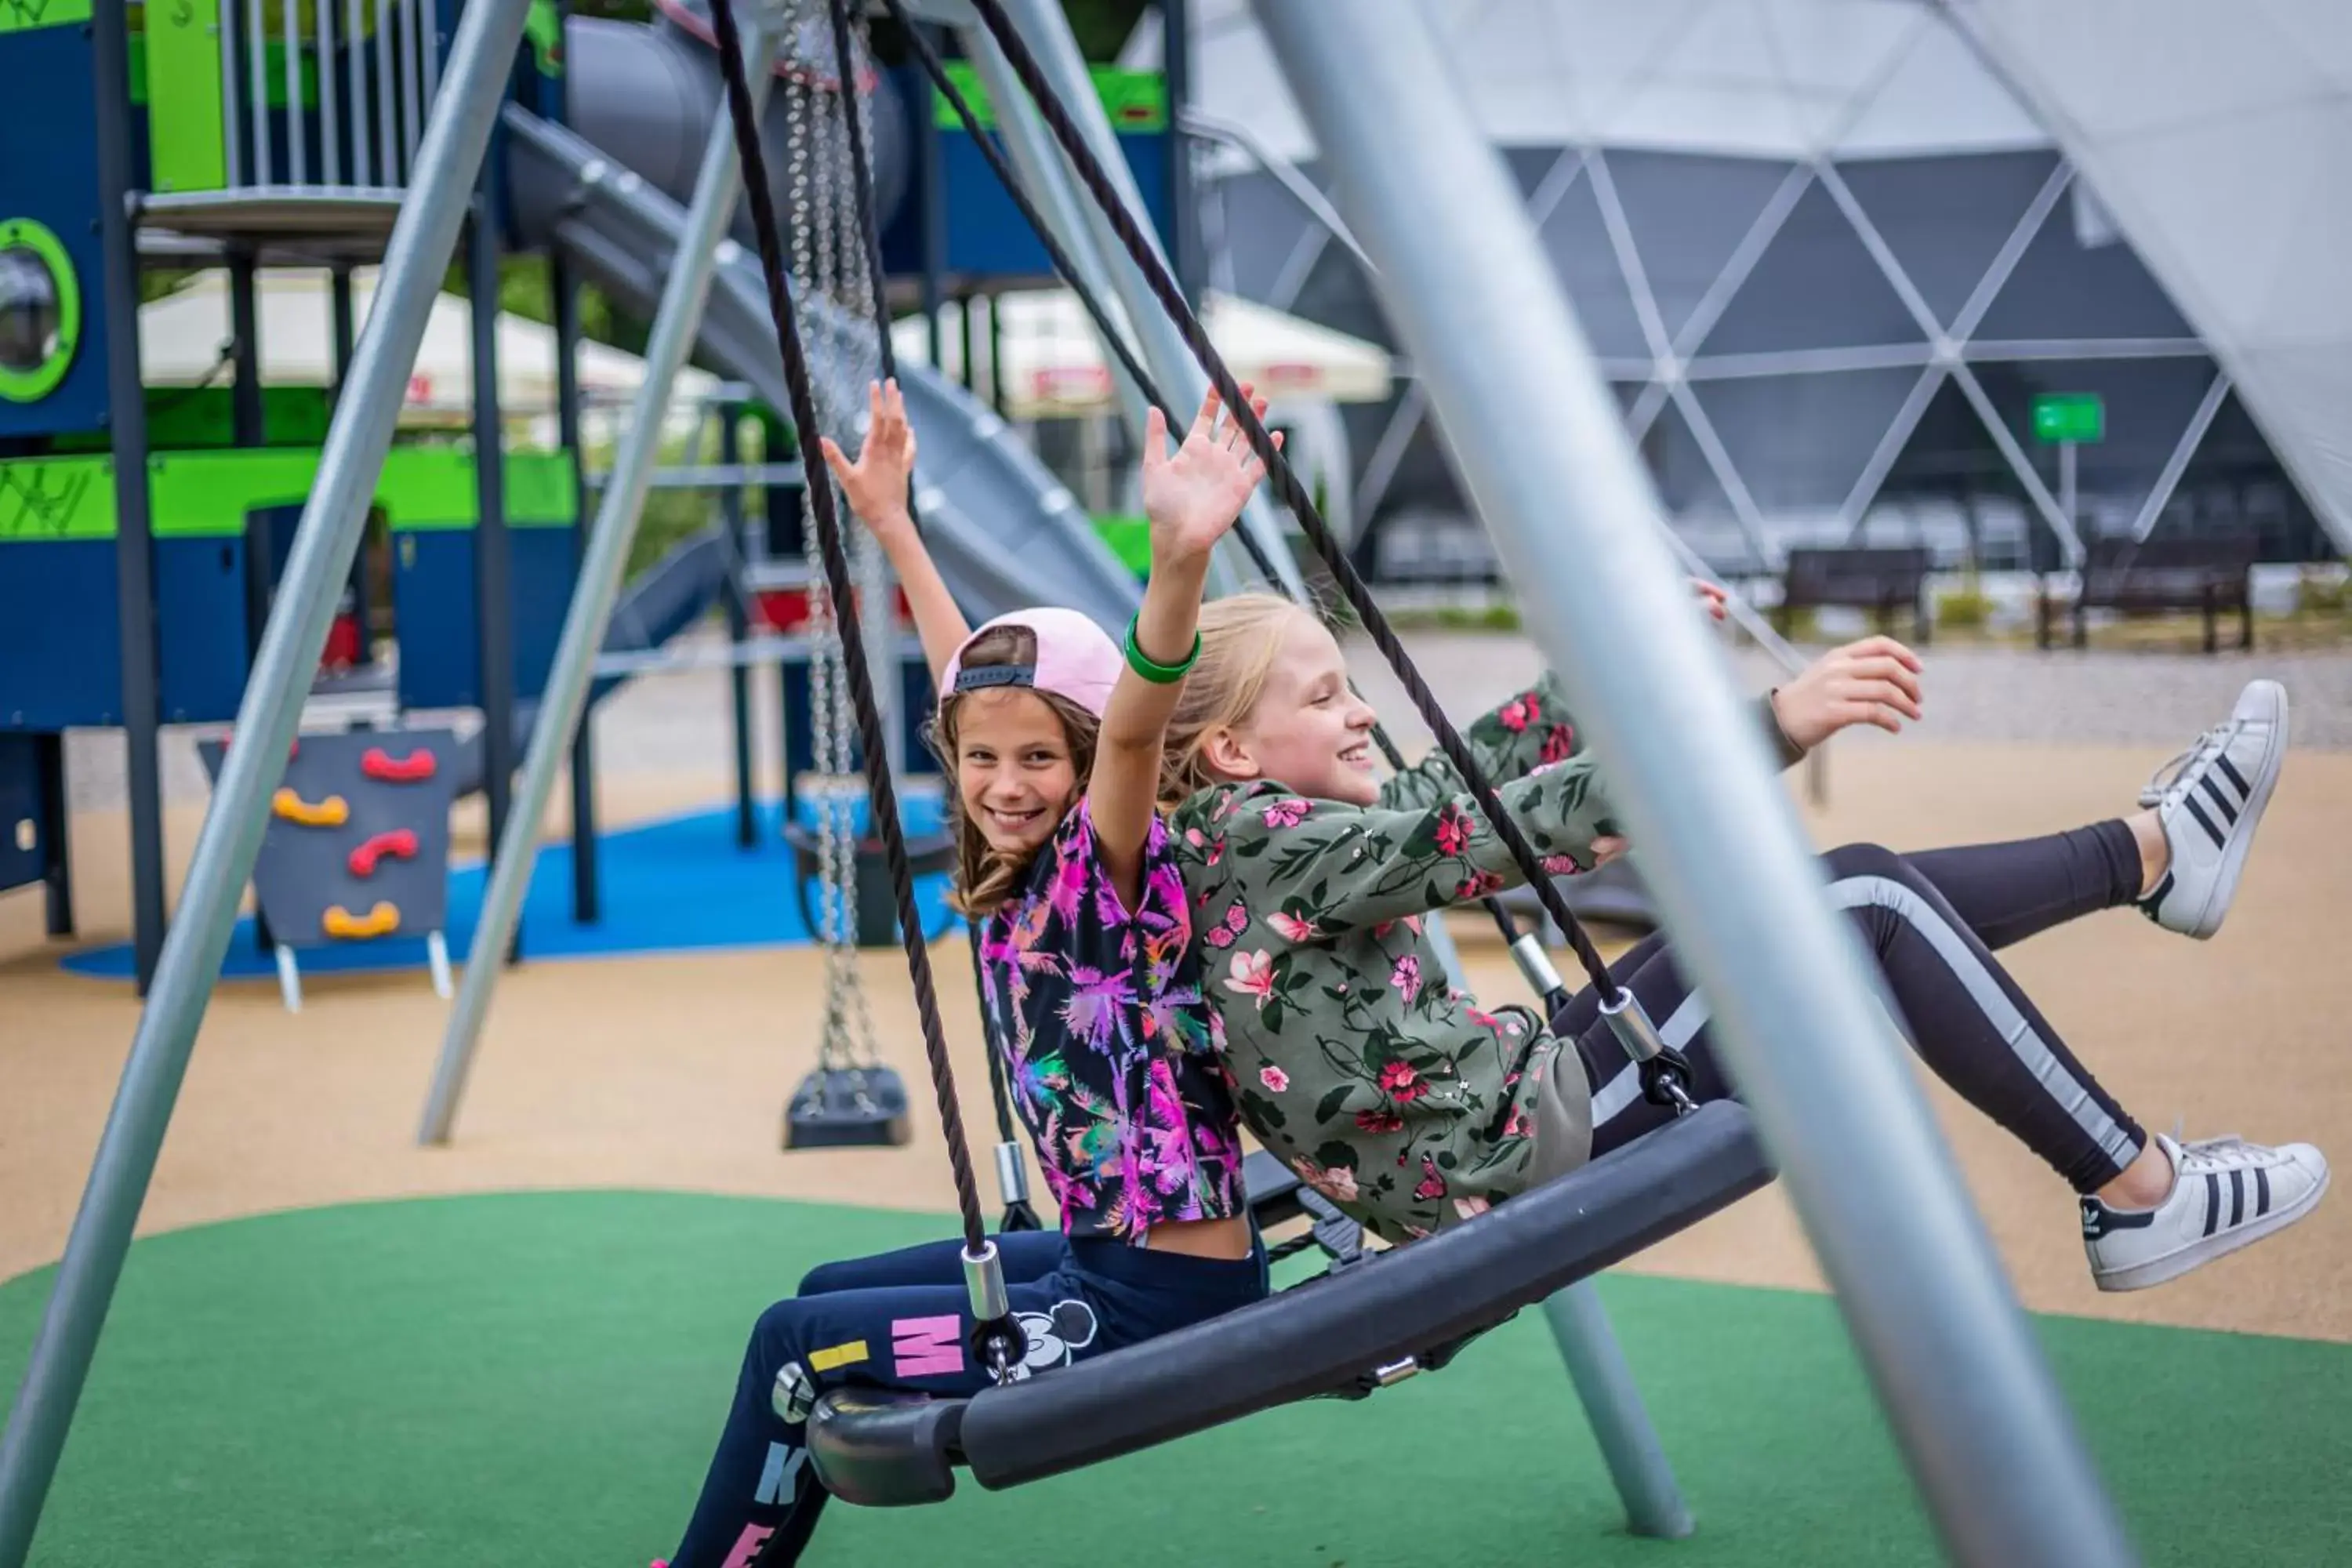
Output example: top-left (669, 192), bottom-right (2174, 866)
top-left (416, 16), bottom-right (783, 1147)
top-left (958, 0), bottom-right (1306, 601)
top-left (1250, 4), bottom-right (2137, 1566)
top-left (0, 0), bottom-right (538, 1559)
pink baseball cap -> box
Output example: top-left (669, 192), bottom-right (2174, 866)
top-left (939, 607), bottom-right (1123, 718)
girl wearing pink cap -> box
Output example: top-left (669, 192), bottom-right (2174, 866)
top-left (658, 384), bottom-right (1280, 1568)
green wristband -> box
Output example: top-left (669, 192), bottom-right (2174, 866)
top-left (1123, 615), bottom-right (1200, 684)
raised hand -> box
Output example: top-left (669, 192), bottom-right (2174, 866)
top-left (1769, 634), bottom-right (1926, 748)
top-left (1140, 383), bottom-right (1282, 568)
top-left (817, 378), bottom-right (917, 543)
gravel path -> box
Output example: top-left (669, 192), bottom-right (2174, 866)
top-left (56, 630), bottom-right (2352, 815)
top-left (1341, 633), bottom-right (2352, 755)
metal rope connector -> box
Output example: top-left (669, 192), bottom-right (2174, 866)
top-left (1598, 985), bottom-right (1667, 1065)
top-left (1599, 986), bottom-right (1700, 1117)
top-left (1508, 932), bottom-right (1566, 1000)
top-left (993, 1142), bottom-right (1032, 1211)
top-left (963, 1240), bottom-right (1027, 1385)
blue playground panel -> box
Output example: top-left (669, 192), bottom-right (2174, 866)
top-left (876, 64), bottom-right (1175, 283)
top-left (0, 536), bottom-right (271, 728)
top-left (392, 527), bottom-right (582, 710)
top-left (0, 24), bottom-right (110, 441)
top-left (60, 793), bottom-right (960, 983)
top-left (0, 735), bottom-right (46, 896)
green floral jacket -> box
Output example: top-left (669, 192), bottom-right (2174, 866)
top-left (1169, 675), bottom-right (1801, 1243)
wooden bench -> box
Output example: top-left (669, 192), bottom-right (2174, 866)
top-left (2036, 536), bottom-right (2256, 653)
top-left (1774, 546), bottom-right (1934, 644)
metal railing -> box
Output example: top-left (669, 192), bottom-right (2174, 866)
top-left (219, 0), bottom-right (448, 191)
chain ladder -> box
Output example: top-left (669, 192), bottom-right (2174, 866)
top-left (787, 21), bottom-right (888, 1092)
top-left (829, 13), bottom-right (893, 1074)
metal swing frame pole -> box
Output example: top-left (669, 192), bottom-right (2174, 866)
top-left (417, 14), bottom-right (783, 1146)
top-left (0, 0), bottom-right (539, 1558)
top-left (956, 0), bottom-right (1305, 603)
top-left (1251, 5), bottom-right (2137, 1565)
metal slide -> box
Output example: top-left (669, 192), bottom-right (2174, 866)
top-left (503, 104), bottom-right (1145, 633)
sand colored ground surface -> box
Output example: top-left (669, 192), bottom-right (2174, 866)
top-left (5, 737), bottom-right (2350, 1346)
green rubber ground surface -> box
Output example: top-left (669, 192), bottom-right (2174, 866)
top-left (4, 1190), bottom-right (2347, 1566)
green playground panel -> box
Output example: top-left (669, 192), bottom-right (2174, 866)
top-left (144, 0), bottom-right (227, 194)
top-left (0, 446), bottom-right (578, 543)
top-left (0, 0), bottom-right (93, 34)
top-left (52, 387), bottom-right (336, 452)
top-left (932, 60), bottom-right (1166, 134)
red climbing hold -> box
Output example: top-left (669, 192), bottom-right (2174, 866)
top-left (361, 746), bottom-right (437, 783)
top-left (347, 829), bottom-right (421, 878)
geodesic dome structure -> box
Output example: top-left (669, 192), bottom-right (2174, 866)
top-left (1178, 0), bottom-right (2343, 581)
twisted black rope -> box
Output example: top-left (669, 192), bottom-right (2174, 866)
top-left (705, 0), bottom-right (997, 1261)
top-left (884, 5), bottom-right (1566, 1011)
top-left (949, 0), bottom-right (1631, 1013)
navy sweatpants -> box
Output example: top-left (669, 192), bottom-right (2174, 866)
top-left (666, 1229), bottom-right (1266, 1566)
top-left (1564, 825), bottom-right (2150, 1195)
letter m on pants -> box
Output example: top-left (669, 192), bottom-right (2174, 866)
top-left (891, 1314), bottom-right (965, 1377)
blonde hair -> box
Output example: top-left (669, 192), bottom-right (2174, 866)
top-left (931, 624), bottom-right (1102, 918)
top-left (1158, 593), bottom-right (1322, 810)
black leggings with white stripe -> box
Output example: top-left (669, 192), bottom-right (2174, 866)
top-left (1562, 826), bottom-right (2149, 1194)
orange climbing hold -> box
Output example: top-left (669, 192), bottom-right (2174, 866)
top-left (322, 902), bottom-right (401, 939)
top-left (272, 788), bottom-right (349, 827)
top-left (347, 829), bottom-right (420, 878)
top-left (361, 746), bottom-right (438, 783)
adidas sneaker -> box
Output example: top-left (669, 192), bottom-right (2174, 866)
top-left (2082, 1131), bottom-right (2328, 1292)
top-left (2136, 679), bottom-right (2288, 939)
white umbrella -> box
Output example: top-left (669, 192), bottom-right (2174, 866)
top-left (890, 286), bottom-right (1392, 421)
top-left (138, 267), bottom-right (721, 425)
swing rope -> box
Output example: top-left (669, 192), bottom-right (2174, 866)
top-left (882, 8), bottom-right (1574, 1013)
top-left (704, 0), bottom-right (1026, 1375)
top-left (923, 0), bottom-right (1697, 1104)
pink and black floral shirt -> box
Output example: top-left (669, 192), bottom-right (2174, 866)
top-left (1168, 673), bottom-right (1617, 1244)
top-left (978, 799), bottom-right (1249, 1245)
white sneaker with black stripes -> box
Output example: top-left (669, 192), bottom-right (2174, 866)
top-left (2136, 679), bottom-right (2288, 939)
top-left (2082, 1132), bottom-right (2328, 1292)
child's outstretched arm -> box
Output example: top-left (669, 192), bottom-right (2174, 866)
top-left (818, 378), bottom-right (969, 684)
top-left (1197, 755), bottom-right (1617, 939)
top-left (1092, 385), bottom-right (1279, 910)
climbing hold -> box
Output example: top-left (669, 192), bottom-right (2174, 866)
top-left (272, 788), bottom-right (349, 827)
top-left (347, 829), bottom-right (420, 878)
top-left (361, 746), bottom-right (438, 783)
top-left (322, 902), bottom-right (401, 939)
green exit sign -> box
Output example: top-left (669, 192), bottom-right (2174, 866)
top-left (2032, 392), bottom-right (2105, 444)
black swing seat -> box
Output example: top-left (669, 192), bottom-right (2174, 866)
top-left (808, 1100), bottom-right (1771, 1507)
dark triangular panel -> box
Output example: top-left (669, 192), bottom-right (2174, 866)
top-left (1531, 172), bottom-right (1651, 364)
top-left (1837, 149), bottom-right (2062, 332)
top-left (1207, 168), bottom-right (1322, 307)
top-left (1686, 367), bottom-right (1924, 518)
top-left (1969, 198), bottom-right (2196, 343)
top-left (1694, 180), bottom-right (1929, 358)
top-left (1608, 149), bottom-right (1801, 349)
top-left (2171, 387), bottom-right (2328, 557)
top-left (1637, 395), bottom-right (1758, 575)
top-left (1862, 375), bottom-right (2034, 565)
top-left (1502, 144), bottom-right (1573, 200)
top-left (1287, 231), bottom-right (1393, 350)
